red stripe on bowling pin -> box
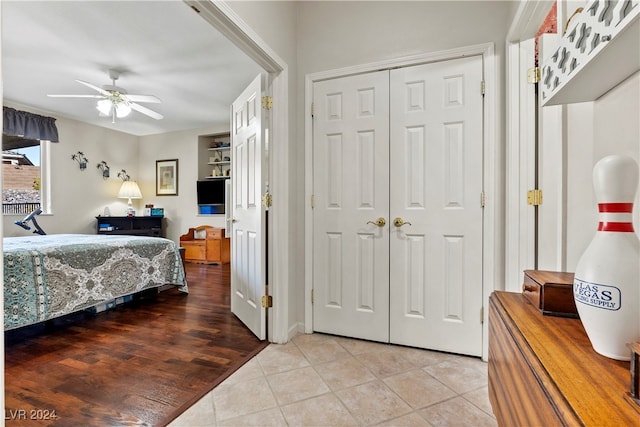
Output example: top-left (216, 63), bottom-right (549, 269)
top-left (598, 203), bottom-right (633, 213)
top-left (598, 203), bottom-right (634, 232)
top-left (598, 222), bottom-right (635, 232)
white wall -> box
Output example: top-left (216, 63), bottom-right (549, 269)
top-left (137, 124), bottom-right (231, 243)
top-left (565, 72), bottom-right (640, 269)
top-left (3, 102), bottom-right (139, 237)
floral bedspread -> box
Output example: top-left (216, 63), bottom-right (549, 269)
top-left (3, 234), bottom-right (188, 331)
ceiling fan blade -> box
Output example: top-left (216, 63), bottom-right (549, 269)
top-left (122, 94), bottom-right (161, 103)
top-left (130, 102), bottom-right (163, 120)
top-left (75, 79), bottom-right (111, 96)
top-left (47, 94), bottom-right (104, 99)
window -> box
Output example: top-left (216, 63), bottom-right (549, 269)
top-left (2, 135), bottom-right (50, 215)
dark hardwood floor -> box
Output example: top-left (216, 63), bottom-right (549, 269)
top-left (4, 262), bottom-right (267, 426)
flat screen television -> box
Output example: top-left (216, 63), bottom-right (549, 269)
top-left (197, 179), bottom-right (226, 206)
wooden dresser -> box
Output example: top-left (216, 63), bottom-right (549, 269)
top-left (179, 225), bottom-right (230, 264)
top-left (488, 291), bottom-right (638, 426)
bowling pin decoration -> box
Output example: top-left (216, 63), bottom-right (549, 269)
top-left (573, 155), bottom-right (640, 361)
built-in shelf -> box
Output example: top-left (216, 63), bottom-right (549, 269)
top-left (199, 132), bottom-right (231, 181)
top-left (541, 0), bottom-right (639, 106)
top-left (198, 132), bottom-right (231, 215)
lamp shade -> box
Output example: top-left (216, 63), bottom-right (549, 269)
top-left (115, 103), bottom-right (132, 118)
top-left (97, 100), bottom-right (132, 118)
top-left (118, 181), bottom-right (142, 199)
top-left (97, 99), bottom-right (112, 116)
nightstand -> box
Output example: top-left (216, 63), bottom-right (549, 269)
top-left (96, 216), bottom-right (165, 237)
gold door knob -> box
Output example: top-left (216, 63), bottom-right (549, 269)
top-left (366, 217), bottom-right (386, 227)
top-left (228, 217), bottom-right (238, 223)
top-left (393, 217), bottom-right (412, 227)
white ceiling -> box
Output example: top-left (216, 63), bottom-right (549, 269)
top-left (2, 1), bottom-right (264, 136)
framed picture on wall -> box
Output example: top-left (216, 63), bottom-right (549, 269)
top-left (156, 159), bottom-right (178, 196)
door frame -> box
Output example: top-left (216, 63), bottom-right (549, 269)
top-left (504, 37), bottom-right (537, 292)
top-left (304, 43), bottom-right (497, 360)
top-left (505, 0), bottom-right (569, 290)
top-left (187, 0), bottom-right (290, 343)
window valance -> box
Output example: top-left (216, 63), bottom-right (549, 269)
top-left (3, 106), bottom-right (59, 142)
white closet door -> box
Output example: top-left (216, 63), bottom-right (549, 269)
top-left (388, 56), bottom-right (484, 356)
top-left (312, 71), bottom-right (391, 342)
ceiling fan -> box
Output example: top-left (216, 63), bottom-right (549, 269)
top-left (48, 69), bottom-right (163, 123)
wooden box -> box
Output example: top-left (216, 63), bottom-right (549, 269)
top-left (522, 270), bottom-right (579, 318)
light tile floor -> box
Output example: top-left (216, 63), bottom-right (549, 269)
top-left (168, 333), bottom-right (497, 426)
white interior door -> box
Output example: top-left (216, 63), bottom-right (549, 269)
top-left (388, 57), bottom-right (484, 356)
top-left (230, 74), bottom-right (266, 340)
top-left (312, 71), bottom-right (390, 342)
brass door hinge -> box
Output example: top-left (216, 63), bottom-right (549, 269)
top-left (480, 80), bottom-right (485, 96)
top-left (527, 67), bottom-right (541, 84)
top-left (262, 191), bottom-right (272, 208)
top-left (527, 189), bottom-right (543, 206)
top-left (481, 306), bottom-right (484, 324)
top-left (481, 191), bottom-right (486, 208)
top-left (311, 102), bottom-right (314, 118)
top-left (262, 96), bottom-right (273, 110)
top-left (311, 289), bottom-right (314, 304)
top-left (311, 194), bottom-right (315, 209)
top-left (262, 295), bottom-right (273, 308)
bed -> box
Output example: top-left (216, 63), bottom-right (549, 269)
top-left (3, 234), bottom-right (188, 331)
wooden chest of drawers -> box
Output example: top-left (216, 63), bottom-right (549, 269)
top-left (488, 291), bottom-right (637, 426)
top-left (179, 226), bottom-right (230, 264)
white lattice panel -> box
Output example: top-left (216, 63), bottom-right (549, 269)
top-left (541, 0), bottom-right (639, 105)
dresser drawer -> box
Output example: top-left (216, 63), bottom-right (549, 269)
top-left (207, 228), bottom-right (224, 239)
top-left (182, 241), bottom-right (206, 261)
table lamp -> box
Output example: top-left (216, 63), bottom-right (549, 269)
top-left (118, 180), bottom-right (142, 216)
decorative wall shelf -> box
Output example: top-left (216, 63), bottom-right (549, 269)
top-left (541, 0), bottom-right (639, 106)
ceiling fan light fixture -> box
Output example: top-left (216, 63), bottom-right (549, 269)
top-left (115, 103), bottom-right (131, 118)
top-left (96, 99), bottom-right (112, 116)
top-left (50, 70), bottom-right (163, 122)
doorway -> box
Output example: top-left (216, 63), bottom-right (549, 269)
top-left (311, 55), bottom-right (485, 356)
top-left (191, 2), bottom-right (290, 343)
